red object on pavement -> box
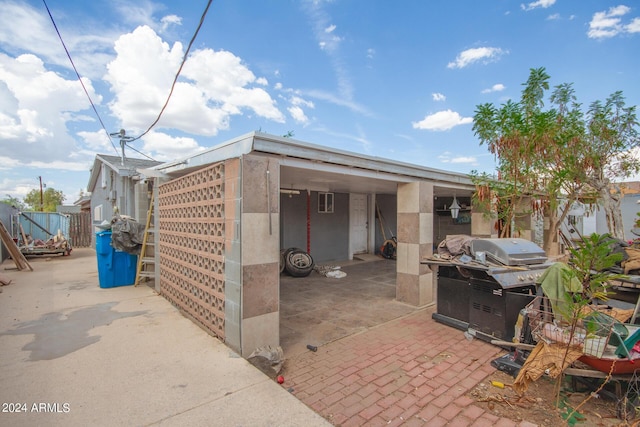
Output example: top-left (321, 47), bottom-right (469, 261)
top-left (277, 375), bottom-right (284, 384)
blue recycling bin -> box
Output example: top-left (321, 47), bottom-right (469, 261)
top-left (96, 231), bottom-right (137, 288)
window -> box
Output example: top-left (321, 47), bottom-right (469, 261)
top-left (94, 204), bottom-right (103, 221)
top-left (318, 192), bottom-right (334, 213)
top-left (101, 164), bottom-right (107, 188)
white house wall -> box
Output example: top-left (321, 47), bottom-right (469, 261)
top-left (593, 195), bottom-right (640, 241)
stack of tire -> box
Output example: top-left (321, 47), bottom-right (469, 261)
top-left (280, 247), bottom-right (315, 277)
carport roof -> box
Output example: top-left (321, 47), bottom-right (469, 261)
top-left (145, 132), bottom-right (476, 195)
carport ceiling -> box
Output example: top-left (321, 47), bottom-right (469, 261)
top-left (280, 166), bottom-right (475, 197)
top-left (280, 165), bottom-right (399, 194)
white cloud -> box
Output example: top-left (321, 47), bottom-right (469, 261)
top-left (367, 48), bottom-right (375, 59)
top-left (140, 131), bottom-right (203, 161)
top-left (291, 96), bottom-right (315, 109)
top-left (0, 1), bottom-right (116, 79)
top-left (546, 13), bottom-right (560, 21)
top-left (161, 15), bottom-right (182, 32)
top-left (451, 156), bottom-right (477, 164)
top-left (521, 0), bottom-right (556, 11)
top-left (588, 5), bottom-right (636, 39)
top-left (412, 110), bottom-right (473, 131)
top-left (0, 52), bottom-right (99, 164)
top-left (104, 26), bottom-right (284, 136)
top-left (287, 95), bottom-right (314, 124)
top-left (288, 106), bottom-right (309, 124)
top-left (481, 83), bottom-right (506, 93)
top-left (305, 89), bottom-right (370, 115)
top-left (77, 129), bottom-right (115, 153)
top-left (432, 93), bottom-right (446, 102)
top-left (447, 47), bottom-right (507, 69)
top-left (438, 152), bottom-right (477, 164)
top-left (303, 0), bottom-right (352, 101)
top-left (113, 0), bottom-right (176, 32)
top-left (627, 17), bottom-right (640, 33)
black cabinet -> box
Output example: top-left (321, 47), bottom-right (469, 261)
top-left (468, 277), bottom-right (535, 341)
top-left (436, 266), bottom-right (470, 323)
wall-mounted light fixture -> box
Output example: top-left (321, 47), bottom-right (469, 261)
top-left (280, 189), bottom-right (300, 197)
top-left (450, 195), bottom-right (461, 219)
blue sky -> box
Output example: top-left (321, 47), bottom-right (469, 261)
top-left (0, 0), bottom-right (638, 204)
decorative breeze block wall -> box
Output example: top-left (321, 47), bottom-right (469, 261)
top-left (158, 163), bottom-right (226, 339)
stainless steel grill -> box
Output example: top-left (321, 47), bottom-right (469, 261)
top-left (471, 238), bottom-right (547, 266)
top-left (427, 237), bottom-right (552, 342)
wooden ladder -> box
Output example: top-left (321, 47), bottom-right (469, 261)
top-left (0, 219), bottom-right (32, 271)
top-left (135, 193), bottom-right (155, 286)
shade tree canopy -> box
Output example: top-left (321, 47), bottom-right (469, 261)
top-left (472, 67), bottom-right (640, 253)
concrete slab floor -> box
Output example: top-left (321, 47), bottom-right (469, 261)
top-left (0, 248), bottom-right (329, 427)
top-left (280, 257), bottom-right (423, 358)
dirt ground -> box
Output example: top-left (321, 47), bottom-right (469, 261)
top-left (470, 365), bottom-right (638, 426)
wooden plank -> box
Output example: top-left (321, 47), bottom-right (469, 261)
top-left (19, 223), bottom-right (28, 247)
top-left (564, 367), bottom-right (632, 381)
top-left (135, 192), bottom-right (154, 287)
top-left (0, 219), bottom-right (32, 271)
top-left (491, 340), bottom-right (536, 350)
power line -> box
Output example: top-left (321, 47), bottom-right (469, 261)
top-left (131, 0), bottom-right (214, 142)
top-left (125, 141), bottom-right (156, 161)
top-left (42, 0), bottom-right (119, 157)
top-left (44, 0), bottom-right (214, 160)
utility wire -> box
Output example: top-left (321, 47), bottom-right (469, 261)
top-left (131, 0), bottom-right (214, 142)
top-left (125, 143), bottom-right (156, 161)
top-left (42, 0), bottom-right (119, 157)
top-left (45, 0), bottom-right (214, 161)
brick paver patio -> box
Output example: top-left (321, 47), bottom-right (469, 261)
top-left (283, 305), bottom-right (537, 426)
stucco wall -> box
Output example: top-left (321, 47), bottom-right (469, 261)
top-left (374, 194), bottom-right (397, 252)
top-left (89, 163), bottom-right (117, 248)
top-left (280, 191), bottom-right (350, 263)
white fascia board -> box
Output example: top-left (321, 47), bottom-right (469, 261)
top-left (154, 132), bottom-right (256, 175)
top-left (252, 133), bottom-right (474, 187)
top-left (137, 168), bottom-right (169, 179)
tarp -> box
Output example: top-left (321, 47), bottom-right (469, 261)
top-left (513, 341), bottom-right (583, 395)
top-left (437, 234), bottom-right (475, 257)
top-left (110, 217), bottom-right (146, 255)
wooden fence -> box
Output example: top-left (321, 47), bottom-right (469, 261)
top-left (68, 212), bottom-right (92, 247)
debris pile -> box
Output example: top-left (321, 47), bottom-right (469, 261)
top-left (314, 265), bottom-right (347, 278)
top-left (247, 346), bottom-right (284, 379)
top-left (21, 230), bottom-right (71, 257)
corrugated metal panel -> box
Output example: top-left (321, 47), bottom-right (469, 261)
top-left (19, 212), bottom-right (70, 242)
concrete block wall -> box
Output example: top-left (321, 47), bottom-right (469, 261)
top-left (239, 154), bottom-right (280, 356)
top-left (471, 212), bottom-right (497, 237)
top-left (224, 158), bottom-right (242, 353)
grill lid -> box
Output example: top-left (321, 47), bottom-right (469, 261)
top-left (470, 238), bottom-right (547, 266)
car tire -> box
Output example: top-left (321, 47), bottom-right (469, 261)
top-left (285, 249), bottom-right (314, 277)
top-left (281, 247), bottom-right (301, 273)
